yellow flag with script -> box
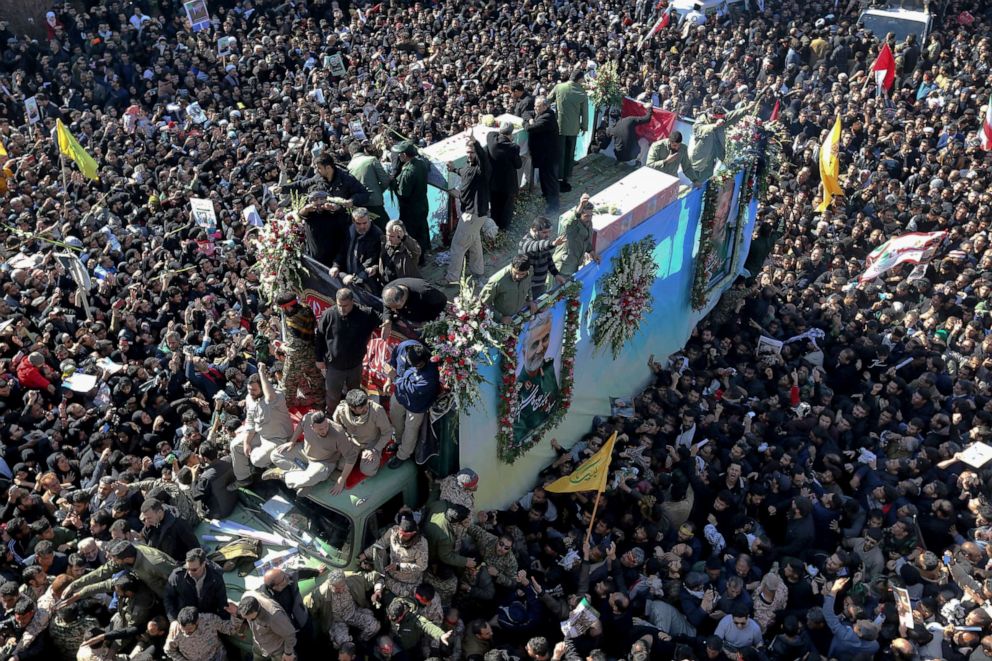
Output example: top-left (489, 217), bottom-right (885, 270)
top-left (56, 119), bottom-right (99, 180)
top-left (546, 432), bottom-right (617, 493)
top-left (815, 115), bottom-right (842, 212)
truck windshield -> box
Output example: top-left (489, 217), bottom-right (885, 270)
top-left (860, 12), bottom-right (928, 44)
top-left (238, 482), bottom-right (353, 567)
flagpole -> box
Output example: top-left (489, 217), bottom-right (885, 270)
top-left (584, 489), bottom-right (603, 548)
top-left (59, 148), bottom-right (68, 196)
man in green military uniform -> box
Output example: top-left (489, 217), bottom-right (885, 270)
top-left (480, 255), bottom-right (537, 324)
top-left (688, 99), bottom-right (760, 182)
top-left (385, 598), bottom-right (453, 654)
top-left (647, 130), bottom-right (699, 183)
top-left (423, 501), bottom-right (473, 570)
top-left (348, 142), bottom-right (392, 231)
top-left (552, 193), bottom-right (600, 277)
top-left (464, 525), bottom-right (518, 589)
top-left (64, 541), bottom-right (176, 600)
top-left (512, 311), bottom-right (560, 448)
top-left (551, 69), bottom-right (589, 192)
top-left (391, 141), bottom-right (431, 265)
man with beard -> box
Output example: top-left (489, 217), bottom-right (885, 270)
top-left (360, 508), bottom-right (428, 599)
top-left (331, 389), bottom-right (393, 477)
top-left (513, 311), bottom-right (561, 445)
top-left (391, 141), bottom-right (431, 265)
top-left (292, 153), bottom-right (370, 267)
top-left (525, 96), bottom-right (561, 214)
top-left (487, 121), bottom-right (522, 231)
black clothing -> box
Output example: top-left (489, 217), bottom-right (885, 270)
top-left (609, 109), bottom-right (652, 161)
top-left (315, 303), bottom-right (380, 370)
top-left (163, 562), bottom-right (229, 621)
top-left (383, 278), bottom-right (447, 325)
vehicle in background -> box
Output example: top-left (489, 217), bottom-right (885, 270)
top-left (859, 0), bottom-right (938, 45)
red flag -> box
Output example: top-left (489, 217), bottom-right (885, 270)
top-left (871, 43), bottom-right (896, 92)
top-left (769, 99), bottom-right (780, 123)
top-left (637, 7), bottom-right (671, 48)
top-left (620, 97), bottom-right (676, 142)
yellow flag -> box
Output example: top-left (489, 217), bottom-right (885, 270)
top-left (815, 115), bottom-right (842, 212)
top-left (56, 119), bottom-right (99, 180)
top-left (546, 432), bottom-right (617, 493)
top-left (0, 137), bottom-right (6, 158)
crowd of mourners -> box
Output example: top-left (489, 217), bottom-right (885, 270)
top-left (0, 0), bottom-right (992, 659)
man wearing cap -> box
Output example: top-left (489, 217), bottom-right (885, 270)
top-left (553, 193), bottom-right (600, 276)
top-left (391, 141), bottom-right (431, 264)
top-left (331, 389), bottom-right (393, 477)
top-left (307, 568), bottom-right (380, 649)
top-left (689, 96), bottom-right (761, 182)
top-left (551, 69), bottom-right (589, 192)
top-left (385, 598), bottom-right (454, 654)
top-left (269, 410), bottom-right (357, 495)
top-left (488, 121), bottom-right (523, 230)
top-left (238, 592), bottom-right (298, 661)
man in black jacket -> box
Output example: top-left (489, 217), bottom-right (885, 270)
top-left (511, 81), bottom-right (535, 120)
top-left (488, 122), bottom-right (523, 230)
top-left (525, 96), bottom-right (561, 215)
top-left (163, 548), bottom-right (228, 621)
top-left (315, 287), bottom-right (379, 411)
top-left (446, 136), bottom-right (491, 284)
top-left (138, 498), bottom-right (199, 562)
top-left (330, 207), bottom-right (384, 292)
top-left (609, 101), bottom-right (653, 164)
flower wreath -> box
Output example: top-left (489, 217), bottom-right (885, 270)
top-left (496, 281), bottom-right (582, 464)
top-left (422, 277), bottom-right (509, 412)
top-left (590, 236), bottom-right (658, 358)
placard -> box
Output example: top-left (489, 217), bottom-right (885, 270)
top-left (349, 119), bottom-right (367, 142)
top-left (217, 36), bottom-right (236, 57)
top-left (327, 53), bottom-right (347, 77)
top-left (894, 586), bottom-right (914, 630)
top-left (184, 0), bottom-right (211, 32)
top-left (243, 205), bottom-right (263, 227)
top-left (190, 198), bottom-right (218, 229)
top-left (24, 96), bottom-right (40, 125)
top-left (64, 373), bottom-right (98, 393)
top-left (54, 252), bottom-right (92, 291)
top-left (959, 442), bottom-right (992, 469)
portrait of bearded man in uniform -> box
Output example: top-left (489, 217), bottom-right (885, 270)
top-left (513, 310), bottom-right (561, 446)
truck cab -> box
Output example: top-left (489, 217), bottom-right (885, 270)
top-left (859, 0), bottom-right (935, 44)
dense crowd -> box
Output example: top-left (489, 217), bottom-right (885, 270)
top-left (1, 0), bottom-right (992, 660)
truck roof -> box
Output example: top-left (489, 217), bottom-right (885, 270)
top-left (301, 458), bottom-right (418, 518)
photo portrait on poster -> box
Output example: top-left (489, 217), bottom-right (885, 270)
top-left (706, 176), bottom-right (741, 288)
top-left (513, 303), bottom-right (566, 448)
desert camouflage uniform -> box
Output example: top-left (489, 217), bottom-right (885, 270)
top-left (465, 525), bottom-right (518, 588)
top-left (49, 611), bottom-right (101, 660)
top-left (307, 578), bottom-right (380, 647)
top-left (439, 476), bottom-right (476, 545)
top-left (365, 527), bottom-right (428, 598)
top-left (418, 593), bottom-right (446, 658)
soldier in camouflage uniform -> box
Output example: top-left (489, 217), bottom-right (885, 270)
top-left (384, 598), bottom-right (453, 655)
top-left (274, 290), bottom-right (326, 409)
top-left (465, 525), bottom-right (518, 589)
top-left (360, 509), bottom-right (428, 598)
top-left (437, 468), bottom-right (479, 546)
top-left (134, 479), bottom-right (200, 530)
top-left (423, 501), bottom-right (474, 605)
top-left (307, 569), bottom-right (380, 648)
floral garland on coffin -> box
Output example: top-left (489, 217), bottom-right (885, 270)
top-left (591, 236), bottom-right (658, 358)
top-left (422, 277), bottom-right (509, 412)
top-left (497, 281), bottom-right (582, 464)
top-left (586, 61), bottom-right (622, 109)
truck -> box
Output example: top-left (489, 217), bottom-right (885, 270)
top-left (858, 0), bottom-right (938, 45)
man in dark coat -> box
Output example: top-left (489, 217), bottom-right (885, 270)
top-left (609, 101), bottom-right (653, 163)
top-left (139, 498), bottom-right (200, 562)
top-left (190, 441), bottom-right (238, 517)
top-left (381, 278), bottom-right (447, 333)
top-left (511, 81), bottom-right (535, 120)
top-left (488, 122), bottom-right (523, 230)
top-left (525, 95), bottom-right (561, 214)
top-left (164, 548), bottom-right (229, 621)
top-left (331, 207), bottom-right (384, 292)
top-left (391, 141), bottom-right (431, 265)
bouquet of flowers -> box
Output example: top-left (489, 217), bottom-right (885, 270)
top-left (725, 115), bottom-right (763, 169)
top-left (591, 236), bottom-right (658, 358)
top-left (422, 277), bottom-right (509, 411)
top-left (250, 204), bottom-right (307, 301)
top-left (586, 61), bottom-right (622, 109)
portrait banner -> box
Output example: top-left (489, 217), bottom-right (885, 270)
top-left (184, 0), bottom-right (212, 32)
top-left (497, 282), bottom-right (582, 464)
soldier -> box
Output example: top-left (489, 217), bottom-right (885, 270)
top-left (384, 598), bottom-right (454, 655)
top-left (268, 411), bottom-right (357, 495)
top-left (307, 569), bottom-right (380, 649)
top-left (360, 508), bottom-right (428, 598)
top-left (465, 525), bottom-right (518, 590)
top-left (480, 256), bottom-right (537, 324)
top-left (688, 98), bottom-right (760, 182)
top-left (646, 130), bottom-right (699, 183)
top-left (391, 141), bottom-right (431, 264)
top-left (273, 291), bottom-right (326, 409)
top-left (512, 312), bottom-right (562, 447)
top-left (552, 194), bottom-right (600, 277)
top-left (331, 389), bottom-right (394, 477)
top-left (164, 605), bottom-right (240, 661)
top-left (64, 541), bottom-right (176, 601)
top-left (238, 592), bottom-right (297, 661)
top-left (550, 69), bottom-right (589, 192)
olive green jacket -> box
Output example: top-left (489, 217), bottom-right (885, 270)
top-left (551, 81), bottom-right (588, 137)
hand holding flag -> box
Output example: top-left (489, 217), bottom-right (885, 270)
top-left (55, 119), bottom-right (99, 181)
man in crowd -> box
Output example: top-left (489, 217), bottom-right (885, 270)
top-left (551, 70), bottom-right (589, 192)
top-left (392, 141), bottom-right (431, 264)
